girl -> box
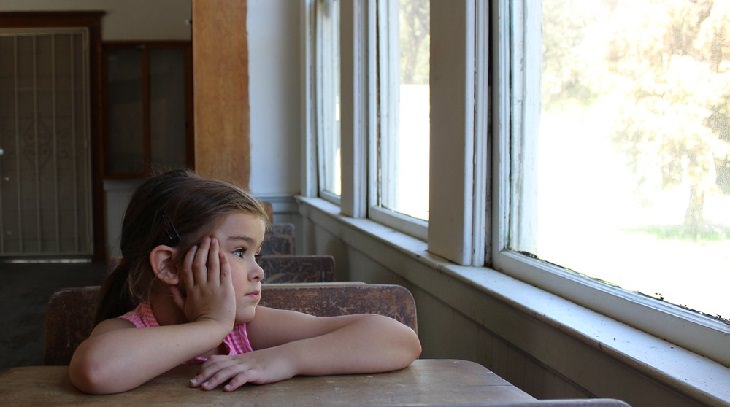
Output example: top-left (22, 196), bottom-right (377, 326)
top-left (69, 170), bottom-right (421, 394)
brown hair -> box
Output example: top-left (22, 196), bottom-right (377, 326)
top-left (95, 169), bottom-right (269, 323)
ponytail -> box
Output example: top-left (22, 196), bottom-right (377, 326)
top-left (94, 258), bottom-right (136, 324)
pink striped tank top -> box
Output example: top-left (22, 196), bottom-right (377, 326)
top-left (120, 303), bottom-right (253, 363)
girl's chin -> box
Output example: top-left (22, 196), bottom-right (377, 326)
top-left (235, 307), bottom-right (257, 324)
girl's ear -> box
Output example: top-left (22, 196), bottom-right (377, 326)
top-left (150, 245), bottom-right (179, 285)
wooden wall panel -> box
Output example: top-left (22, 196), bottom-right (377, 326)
top-left (192, 0), bottom-right (250, 189)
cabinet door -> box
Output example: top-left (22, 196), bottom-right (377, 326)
top-left (149, 47), bottom-right (188, 171)
top-left (103, 42), bottom-right (192, 178)
top-left (105, 46), bottom-right (145, 176)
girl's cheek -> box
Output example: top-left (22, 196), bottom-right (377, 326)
top-left (230, 265), bottom-right (247, 293)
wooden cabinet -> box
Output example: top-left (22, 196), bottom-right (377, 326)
top-left (102, 42), bottom-right (193, 178)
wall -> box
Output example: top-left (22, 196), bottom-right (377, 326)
top-left (247, 0), bottom-right (302, 199)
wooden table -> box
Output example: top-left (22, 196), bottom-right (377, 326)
top-left (0, 359), bottom-right (535, 406)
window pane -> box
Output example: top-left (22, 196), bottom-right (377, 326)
top-left (378, 0), bottom-right (430, 221)
top-left (514, 0), bottom-right (730, 321)
top-left (318, 0), bottom-right (341, 197)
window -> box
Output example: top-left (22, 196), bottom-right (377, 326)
top-left (370, 0), bottom-right (430, 239)
top-left (303, 0), bottom-right (728, 381)
top-left (494, 0), bottom-right (730, 365)
top-left (315, 0), bottom-right (342, 201)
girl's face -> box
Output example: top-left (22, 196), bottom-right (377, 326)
top-left (210, 212), bottom-right (266, 323)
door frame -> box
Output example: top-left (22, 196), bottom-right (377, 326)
top-left (0, 11), bottom-right (106, 262)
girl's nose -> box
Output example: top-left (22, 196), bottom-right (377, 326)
top-left (249, 259), bottom-right (265, 281)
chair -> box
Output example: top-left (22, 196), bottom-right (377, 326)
top-left (259, 254), bottom-right (335, 283)
top-left (259, 283), bottom-right (416, 331)
top-left (44, 283), bottom-right (417, 365)
top-left (260, 223), bottom-right (296, 255)
top-left (44, 285), bottom-right (100, 365)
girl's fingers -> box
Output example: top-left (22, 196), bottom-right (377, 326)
top-left (168, 285), bottom-right (184, 310)
top-left (207, 238), bottom-right (221, 285)
top-left (219, 250), bottom-right (231, 286)
top-left (223, 373), bottom-right (251, 392)
top-left (182, 245), bottom-right (197, 288)
top-left (193, 237), bottom-right (211, 284)
top-left (199, 364), bottom-right (244, 391)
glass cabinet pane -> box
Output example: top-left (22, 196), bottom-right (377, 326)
top-left (149, 48), bottom-right (187, 171)
top-left (105, 47), bottom-right (144, 175)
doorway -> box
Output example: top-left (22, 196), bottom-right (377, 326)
top-left (0, 12), bottom-right (105, 260)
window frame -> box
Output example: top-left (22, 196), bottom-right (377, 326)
top-left (491, 0), bottom-right (730, 367)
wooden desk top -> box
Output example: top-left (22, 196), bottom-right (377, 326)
top-left (0, 359), bottom-right (535, 406)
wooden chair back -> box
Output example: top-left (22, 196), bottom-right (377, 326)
top-left (260, 254), bottom-right (334, 283)
top-left (44, 283), bottom-right (417, 365)
top-left (261, 223), bottom-right (296, 255)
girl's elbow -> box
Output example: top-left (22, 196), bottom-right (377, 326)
top-left (69, 353), bottom-right (125, 394)
top-left (69, 357), bottom-right (105, 394)
top-left (388, 319), bottom-right (422, 368)
top-left (402, 330), bottom-right (422, 364)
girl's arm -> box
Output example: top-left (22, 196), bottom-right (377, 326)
top-left (190, 306), bottom-right (422, 391)
top-left (69, 316), bottom-right (230, 394)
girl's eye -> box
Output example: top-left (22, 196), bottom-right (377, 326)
top-left (254, 253), bottom-right (262, 263)
top-left (233, 248), bottom-right (246, 258)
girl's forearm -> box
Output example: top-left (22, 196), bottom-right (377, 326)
top-left (282, 314), bottom-right (421, 376)
top-left (69, 320), bottom-right (228, 394)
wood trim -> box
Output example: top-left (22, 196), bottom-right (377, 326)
top-left (192, 0), bottom-right (250, 189)
top-left (0, 11), bottom-right (106, 261)
top-left (142, 45), bottom-right (151, 174)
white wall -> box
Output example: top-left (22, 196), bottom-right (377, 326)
top-left (0, 0), bottom-right (191, 40)
top-left (247, 0), bottom-right (302, 198)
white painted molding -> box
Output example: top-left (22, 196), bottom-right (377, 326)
top-left (428, 0), bottom-right (475, 265)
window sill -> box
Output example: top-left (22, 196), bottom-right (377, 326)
top-left (297, 196), bottom-right (730, 406)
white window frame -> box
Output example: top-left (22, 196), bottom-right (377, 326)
top-left (365, 0), bottom-right (429, 240)
top-left (491, 0), bottom-right (730, 367)
top-left (312, 0), bottom-right (342, 205)
top-left (306, 0), bottom-right (486, 262)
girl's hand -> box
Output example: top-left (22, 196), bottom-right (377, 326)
top-left (190, 348), bottom-right (297, 391)
top-left (174, 237), bottom-right (237, 335)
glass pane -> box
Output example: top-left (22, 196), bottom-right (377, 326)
top-left (379, 0), bottom-right (430, 221)
top-left (106, 47), bottom-right (144, 175)
top-left (150, 47), bottom-right (187, 171)
top-left (318, 0), bottom-right (341, 197)
top-left (514, 0), bottom-right (730, 321)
